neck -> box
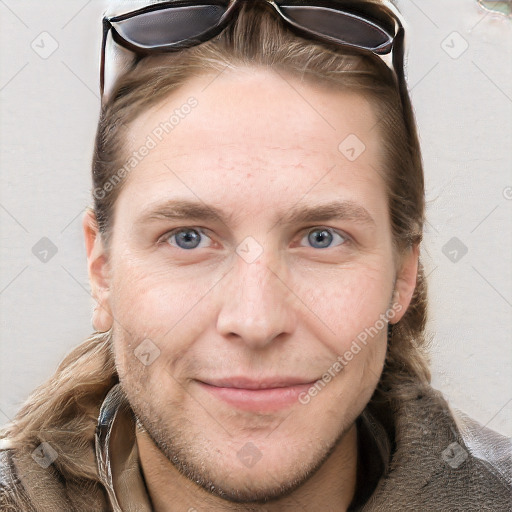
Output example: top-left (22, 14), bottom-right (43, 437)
top-left (135, 422), bottom-right (359, 512)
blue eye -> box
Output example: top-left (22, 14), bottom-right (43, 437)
top-left (165, 228), bottom-right (212, 250)
top-left (302, 228), bottom-right (347, 249)
top-left (162, 227), bottom-right (347, 251)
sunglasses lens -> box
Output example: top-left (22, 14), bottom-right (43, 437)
top-left (278, 5), bottom-right (393, 53)
top-left (111, 4), bottom-right (228, 49)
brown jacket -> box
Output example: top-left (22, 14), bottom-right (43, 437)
top-left (1, 380), bottom-right (510, 511)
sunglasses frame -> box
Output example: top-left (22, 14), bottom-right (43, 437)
top-left (100, 0), bottom-right (406, 102)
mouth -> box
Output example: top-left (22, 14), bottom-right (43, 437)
top-left (196, 377), bottom-right (317, 412)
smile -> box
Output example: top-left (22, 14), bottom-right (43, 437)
top-left (196, 377), bottom-right (316, 412)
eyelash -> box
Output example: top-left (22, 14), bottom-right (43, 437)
top-left (159, 226), bottom-right (350, 251)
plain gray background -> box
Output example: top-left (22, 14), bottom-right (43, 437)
top-left (1, 0), bottom-right (511, 437)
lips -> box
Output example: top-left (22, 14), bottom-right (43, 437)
top-left (200, 376), bottom-right (316, 390)
top-left (196, 376), bottom-right (317, 412)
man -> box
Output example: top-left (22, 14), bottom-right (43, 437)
top-left (1, 1), bottom-right (510, 510)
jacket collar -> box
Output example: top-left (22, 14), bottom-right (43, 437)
top-left (95, 383), bottom-right (153, 511)
top-left (92, 380), bottom-right (512, 510)
top-left (94, 383), bottom-right (392, 510)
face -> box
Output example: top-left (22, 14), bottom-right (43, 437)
top-left (85, 66), bottom-right (417, 503)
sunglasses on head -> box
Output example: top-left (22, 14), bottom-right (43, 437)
top-left (100, 0), bottom-right (407, 104)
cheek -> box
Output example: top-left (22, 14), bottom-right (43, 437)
top-left (112, 259), bottom-right (194, 316)
top-left (109, 260), bottom-right (218, 357)
top-left (290, 260), bottom-right (394, 354)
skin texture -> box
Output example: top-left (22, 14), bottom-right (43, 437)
top-left (83, 67), bottom-right (418, 511)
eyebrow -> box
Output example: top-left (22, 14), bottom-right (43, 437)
top-left (136, 198), bottom-right (376, 228)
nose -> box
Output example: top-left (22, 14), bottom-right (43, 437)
top-left (216, 252), bottom-right (297, 350)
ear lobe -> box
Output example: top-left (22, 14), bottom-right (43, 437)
top-left (391, 244), bottom-right (419, 324)
top-left (82, 208), bottom-right (113, 332)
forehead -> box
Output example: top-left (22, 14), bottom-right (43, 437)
top-left (120, 66), bottom-right (386, 221)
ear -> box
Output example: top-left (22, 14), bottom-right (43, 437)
top-left (390, 244), bottom-right (419, 324)
top-left (83, 208), bottom-right (113, 332)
